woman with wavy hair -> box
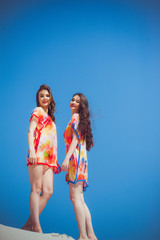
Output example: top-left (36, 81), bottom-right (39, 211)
top-left (22, 84), bottom-right (61, 233)
top-left (62, 93), bottom-right (97, 240)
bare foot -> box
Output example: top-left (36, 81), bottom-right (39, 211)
top-left (88, 235), bottom-right (98, 240)
top-left (21, 217), bottom-right (32, 231)
top-left (32, 225), bottom-right (43, 233)
top-left (21, 225), bottom-right (33, 231)
top-left (88, 238), bottom-right (97, 240)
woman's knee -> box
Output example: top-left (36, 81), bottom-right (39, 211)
top-left (31, 184), bottom-right (42, 195)
top-left (70, 191), bottom-right (78, 205)
top-left (69, 182), bottom-right (83, 204)
top-left (70, 194), bottom-right (75, 204)
top-left (42, 187), bottom-right (53, 200)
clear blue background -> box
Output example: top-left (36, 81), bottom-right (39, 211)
top-left (0, 1), bottom-right (160, 239)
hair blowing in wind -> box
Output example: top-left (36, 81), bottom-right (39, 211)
top-left (73, 93), bottom-right (93, 151)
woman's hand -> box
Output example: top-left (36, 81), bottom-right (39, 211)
top-left (29, 149), bottom-right (37, 165)
top-left (62, 131), bottom-right (78, 172)
top-left (62, 157), bottom-right (69, 172)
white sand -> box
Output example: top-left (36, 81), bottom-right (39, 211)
top-left (0, 224), bottom-right (75, 240)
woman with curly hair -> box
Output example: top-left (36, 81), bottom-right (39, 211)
top-left (62, 93), bottom-right (97, 240)
top-left (22, 84), bottom-right (61, 233)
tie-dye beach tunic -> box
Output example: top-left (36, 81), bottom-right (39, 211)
top-left (27, 107), bottom-right (61, 174)
top-left (64, 113), bottom-right (88, 191)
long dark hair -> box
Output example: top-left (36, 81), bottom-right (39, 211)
top-left (73, 93), bottom-right (93, 151)
top-left (36, 84), bottom-right (56, 122)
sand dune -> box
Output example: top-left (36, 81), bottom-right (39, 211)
top-left (0, 224), bottom-right (75, 240)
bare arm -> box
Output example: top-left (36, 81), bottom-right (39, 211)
top-left (28, 116), bottom-right (38, 165)
top-left (62, 130), bottom-right (79, 172)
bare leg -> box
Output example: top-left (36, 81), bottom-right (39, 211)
top-left (28, 165), bottom-right (43, 233)
top-left (22, 168), bottom-right (53, 231)
top-left (81, 194), bottom-right (97, 240)
top-left (21, 218), bottom-right (32, 231)
top-left (69, 182), bottom-right (87, 240)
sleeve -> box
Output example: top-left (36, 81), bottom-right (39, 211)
top-left (30, 107), bottom-right (43, 122)
top-left (71, 113), bottom-right (80, 141)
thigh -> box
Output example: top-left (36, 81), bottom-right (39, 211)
top-left (69, 182), bottom-right (83, 198)
top-left (28, 165), bottom-right (43, 190)
top-left (42, 168), bottom-right (53, 192)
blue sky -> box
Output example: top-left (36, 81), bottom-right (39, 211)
top-left (0, 1), bottom-right (160, 239)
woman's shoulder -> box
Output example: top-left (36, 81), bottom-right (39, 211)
top-left (72, 113), bottom-right (79, 119)
top-left (30, 107), bottom-right (44, 120)
top-left (32, 107), bottom-right (45, 114)
top-left (33, 106), bottom-right (43, 112)
top-left (71, 113), bottom-right (80, 124)
top-left (73, 113), bottom-right (79, 117)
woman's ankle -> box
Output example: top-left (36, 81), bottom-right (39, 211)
top-left (88, 234), bottom-right (97, 240)
top-left (78, 234), bottom-right (88, 240)
top-left (32, 223), bottom-right (42, 233)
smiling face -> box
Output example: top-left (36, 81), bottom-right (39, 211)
top-left (70, 95), bottom-right (80, 114)
top-left (38, 89), bottom-right (51, 111)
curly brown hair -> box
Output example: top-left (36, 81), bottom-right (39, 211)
top-left (73, 93), bottom-right (93, 151)
top-left (36, 84), bottom-right (56, 122)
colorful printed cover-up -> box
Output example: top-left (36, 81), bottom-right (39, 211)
top-left (63, 113), bottom-right (88, 190)
top-left (27, 107), bottom-right (61, 174)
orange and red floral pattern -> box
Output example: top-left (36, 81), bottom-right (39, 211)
top-left (64, 113), bottom-right (88, 190)
top-left (27, 107), bottom-right (61, 174)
